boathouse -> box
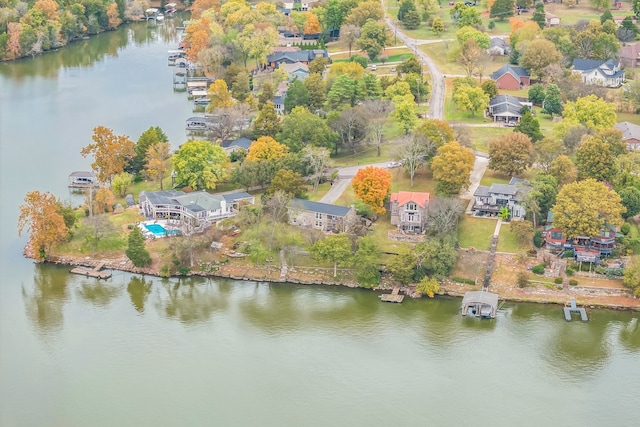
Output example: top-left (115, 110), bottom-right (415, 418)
top-left (461, 291), bottom-right (499, 318)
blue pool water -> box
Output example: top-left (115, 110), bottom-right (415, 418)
top-left (144, 223), bottom-right (178, 237)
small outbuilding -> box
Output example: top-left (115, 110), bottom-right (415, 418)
top-left (461, 291), bottom-right (499, 318)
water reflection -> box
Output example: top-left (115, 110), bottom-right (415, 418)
top-left (619, 317), bottom-right (640, 352)
top-left (22, 264), bottom-right (70, 335)
top-left (127, 276), bottom-right (153, 313)
top-left (0, 16), bottom-right (182, 81)
top-left (155, 278), bottom-right (229, 324)
top-left (545, 321), bottom-right (610, 377)
top-left (77, 280), bottom-right (123, 307)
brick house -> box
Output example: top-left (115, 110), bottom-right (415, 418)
top-left (389, 191), bottom-right (430, 234)
top-left (287, 199), bottom-right (356, 232)
top-left (620, 42), bottom-right (640, 68)
top-left (490, 64), bottom-right (531, 90)
top-left (614, 122), bottom-right (640, 151)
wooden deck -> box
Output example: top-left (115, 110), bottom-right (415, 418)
top-left (70, 261), bottom-right (111, 279)
top-left (564, 299), bottom-right (588, 322)
top-left (380, 287), bottom-right (404, 303)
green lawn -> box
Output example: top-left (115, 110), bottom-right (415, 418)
top-left (390, 167), bottom-right (437, 194)
top-left (306, 182), bottom-right (331, 202)
top-left (445, 79), bottom-right (495, 124)
top-left (457, 216), bottom-right (497, 250)
top-left (467, 126), bottom-right (511, 153)
top-left (330, 143), bottom-right (396, 167)
top-left (480, 170), bottom-right (512, 186)
top-left (496, 224), bottom-right (521, 253)
top-left (366, 213), bottom-right (407, 256)
top-left (330, 48), bottom-right (414, 63)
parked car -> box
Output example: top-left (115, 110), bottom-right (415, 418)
top-left (371, 64), bottom-right (377, 71)
top-left (388, 161), bottom-right (403, 168)
top-left (464, 1), bottom-right (475, 5)
top-left (504, 121), bottom-right (516, 127)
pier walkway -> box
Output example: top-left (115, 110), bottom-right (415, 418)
top-left (70, 261), bottom-right (112, 279)
top-left (380, 287), bottom-right (404, 303)
top-left (564, 299), bottom-right (588, 322)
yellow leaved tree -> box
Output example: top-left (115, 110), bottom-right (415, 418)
top-left (246, 136), bottom-right (289, 161)
top-left (81, 126), bottom-right (135, 185)
top-left (18, 191), bottom-right (69, 260)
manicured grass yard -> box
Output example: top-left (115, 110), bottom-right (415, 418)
top-left (457, 216), bottom-right (496, 250)
top-left (306, 182), bottom-right (331, 202)
top-left (496, 224), bottom-right (521, 253)
top-left (480, 170), bottom-right (511, 186)
top-left (466, 126), bottom-right (511, 153)
top-left (331, 143), bottom-right (396, 167)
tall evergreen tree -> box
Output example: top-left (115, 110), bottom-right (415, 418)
top-left (490, 0), bottom-right (515, 21)
top-left (126, 227), bottom-right (152, 267)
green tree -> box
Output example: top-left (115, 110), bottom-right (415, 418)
top-left (397, 0), bottom-right (416, 21)
top-left (311, 234), bottom-right (353, 277)
top-left (432, 16), bottom-right (444, 36)
top-left (326, 74), bottom-right (359, 109)
top-left (172, 140), bottom-right (228, 191)
top-left (397, 57), bottom-right (422, 75)
top-left (530, 173), bottom-right (558, 219)
top-left (520, 39), bottom-right (562, 81)
top-left (303, 73), bottom-right (327, 112)
top-left (528, 83), bottom-right (546, 105)
top-left (575, 130), bottom-right (626, 182)
top-left (634, 0), bottom-right (640, 19)
top-left (455, 25), bottom-right (491, 49)
top-left (600, 9), bottom-right (614, 24)
top-left (253, 101), bottom-right (282, 138)
top-left (415, 235), bottom-right (459, 278)
top-left (258, 82), bottom-right (275, 108)
top-left (357, 19), bottom-right (388, 60)
top-left (387, 249), bottom-right (416, 284)
top-left (514, 109), bottom-right (543, 142)
top-left (541, 83), bottom-right (563, 116)
top-left (126, 227), bottom-right (152, 267)
top-left (562, 95), bottom-right (617, 132)
top-left (267, 169), bottom-right (307, 198)
top-left (551, 178), bottom-right (625, 239)
top-left (231, 71), bottom-right (251, 102)
top-left (353, 236), bottom-right (381, 287)
top-left (453, 85), bottom-right (490, 117)
top-left (284, 79), bottom-right (310, 113)
top-left (490, 0), bottom-right (515, 21)
top-left (280, 107), bottom-right (338, 152)
top-left (392, 94), bottom-right (418, 134)
top-left (618, 187), bottom-right (640, 219)
top-left (130, 126), bottom-right (168, 175)
top-left (488, 132), bottom-right (534, 176)
top-left (481, 80), bottom-right (498, 99)
top-left (308, 56), bottom-right (330, 75)
top-left (111, 172), bottom-right (133, 197)
top-left (402, 10), bottom-right (421, 29)
top-left (359, 72), bottom-right (383, 99)
top-left (623, 255), bottom-right (640, 297)
top-left (532, 5), bottom-right (546, 29)
top-left (431, 141), bottom-right (476, 195)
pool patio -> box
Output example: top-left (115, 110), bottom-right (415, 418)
top-left (138, 220), bottom-right (180, 239)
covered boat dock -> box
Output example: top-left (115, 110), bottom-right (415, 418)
top-left (461, 290), bottom-right (499, 318)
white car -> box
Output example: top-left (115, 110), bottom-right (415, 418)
top-left (371, 64), bottom-right (377, 71)
top-left (388, 161), bottom-right (402, 168)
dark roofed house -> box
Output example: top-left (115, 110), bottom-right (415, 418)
top-left (287, 198), bottom-right (356, 232)
top-left (267, 47), bottom-right (328, 68)
top-left (490, 64), bottom-right (530, 90)
top-left (221, 137), bottom-right (252, 154)
top-left (487, 94), bottom-right (532, 124)
top-left (571, 58), bottom-right (625, 88)
top-left (472, 177), bottom-right (530, 219)
top-left (614, 122), bottom-right (640, 151)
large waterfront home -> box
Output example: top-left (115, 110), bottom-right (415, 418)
top-left (544, 212), bottom-right (620, 262)
top-left (287, 199), bottom-right (356, 232)
top-left (139, 190), bottom-right (254, 226)
top-left (472, 178), bottom-right (529, 219)
top-left (389, 191), bottom-right (430, 234)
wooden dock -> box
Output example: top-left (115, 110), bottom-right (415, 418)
top-left (380, 287), bottom-right (404, 303)
top-left (564, 299), bottom-right (588, 322)
top-left (70, 261), bottom-right (111, 279)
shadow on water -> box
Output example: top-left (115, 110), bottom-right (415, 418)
top-left (154, 277), bottom-right (230, 324)
top-left (127, 276), bottom-right (153, 313)
top-left (0, 16), bottom-right (183, 81)
top-left (22, 264), bottom-right (71, 337)
top-left (76, 279), bottom-right (123, 307)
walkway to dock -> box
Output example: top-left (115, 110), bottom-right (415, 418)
top-left (481, 219), bottom-right (502, 289)
top-left (70, 261), bottom-right (112, 279)
top-left (564, 299), bottom-right (588, 322)
top-left (380, 287), bottom-right (404, 303)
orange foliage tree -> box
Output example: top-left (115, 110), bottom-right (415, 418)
top-left (246, 136), bottom-right (289, 161)
top-left (81, 126), bottom-right (136, 185)
top-left (33, 0), bottom-right (60, 21)
top-left (6, 22), bottom-right (22, 60)
top-left (304, 12), bottom-right (321, 35)
top-left (351, 166), bottom-right (393, 215)
top-left (184, 17), bottom-right (211, 62)
top-left (191, 0), bottom-right (221, 19)
top-left (509, 17), bottom-right (525, 36)
top-left (18, 191), bottom-right (69, 260)
top-left (107, 3), bottom-right (122, 30)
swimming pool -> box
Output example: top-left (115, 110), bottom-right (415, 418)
top-left (144, 223), bottom-right (179, 237)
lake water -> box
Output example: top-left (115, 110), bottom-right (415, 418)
top-left (1, 18), bottom-right (639, 427)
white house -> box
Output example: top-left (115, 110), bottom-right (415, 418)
top-left (571, 58), bottom-right (625, 88)
top-left (282, 0), bottom-right (318, 11)
top-left (472, 178), bottom-right (530, 219)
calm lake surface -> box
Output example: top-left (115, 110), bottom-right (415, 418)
top-left (1, 19), bottom-right (639, 427)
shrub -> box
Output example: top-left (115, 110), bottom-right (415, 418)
top-left (621, 223), bottom-right (631, 235)
top-left (554, 277), bottom-right (563, 284)
top-left (517, 271), bottom-right (529, 288)
top-left (533, 230), bottom-right (543, 248)
top-left (532, 264), bottom-right (545, 275)
top-left (569, 279), bottom-right (578, 286)
top-left (178, 266), bottom-right (190, 275)
top-left (563, 249), bottom-right (574, 258)
top-left (160, 264), bottom-right (171, 277)
top-left (565, 267), bottom-right (575, 276)
top-left (453, 277), bottom-right (476, 285)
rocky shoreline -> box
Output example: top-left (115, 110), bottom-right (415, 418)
top-left (37, 251), bottom-right (640, 312)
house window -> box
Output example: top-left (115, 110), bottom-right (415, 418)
top-left (407, 213), bottom-right (415, 222)
top-left (315, 212), bottom-right (322, 219)
top-left (406, 203), bottom-right (417, 211)
top-left (314, 220), bottom-right (322, 228)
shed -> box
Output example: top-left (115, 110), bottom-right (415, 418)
top-left (125, 194), bottom-right (135, 207)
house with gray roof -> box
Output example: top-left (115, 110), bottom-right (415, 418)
top-left (490, 64), bottom-right (530, 90)
top-left (281, 61), bottom-right (309, 81)
top-left (571, 58), bottom-right (625, 88)
top-left (487, 37), bottom-right (510, 56)
top-left (221, 137), bottom-right (252, 154)
top-left (267, 48), bottom-right (328, 68)
top-left (139, 190), bottom-right (255, 227)
top-left (614, 121), bottom-right (640, 151)
top-left (287, 199), bottom-right (356, 232)
top-left (472, 178), bottom-right (530, 219)
top-left (487, 94), bottom-right (531, 124)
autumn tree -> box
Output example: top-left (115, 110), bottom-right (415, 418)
top-left (18, 191), bottom-right (69, 260)
top-left (246, 136), bottom-right (289, 161)
top-left (304, 73), bottom-right (327, 112)
top-left (432, 17), bottom-right (444, 36)
top-left (304, 12), bottom-right (321, 34)
top-left (351, 166), bottom-right (393, 215)
top-left (81, 126), bottom-right (135, 185)
top-left (431, 142), bottom-right (475, 195)
top-left (575, 129), bottom-right (626, 182)
top-left (345, 0), bottom-right (384, 27)
top-left (267, 169), bottom-right (307, 199)
top-left (399, 136), bottom-right (429, 187)
top-left (488, 132), bottom-right (534, 176)
top-left (184, 17), bottom-right (211, 62)
top-left (145, 142), bottom-right (171, 190)
top-left (561, 95), bottom-right (617, 132)
top-left (549, 155), bottom-right (578, 187)
top-left (454, 85), bottom-right (490, 117)
top-left (534, 137), bottom-right (564, 172)
top-left (172, 140), bottom-right (228, 190)
top-left (206, 79), bottom-right (234, 112)
top-left (360, 99), bottom-right (393, 156)
top-left (302, 146), bottom-right (330, 192)
top-left (126, 227), bottom-right (151, 267)
top-left (311, 234), bottom-right (353, 277)
top-left (414, 119), bottom-right (455, 148)
top-left (416, 277), bottom-right (440, 298)
top-left (551, 179), bottom-right (625, 239)
top-left (130, 126), bottom-right (168, 175)
top-left (392, 94), bottom-right (418, 134)
top-left (520, 39), bottom-right (562, 81)
top-left (455, 38), bottom-right (482, 77)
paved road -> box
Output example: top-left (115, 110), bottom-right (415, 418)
top-left (319, 162), bottom-right (390, 204)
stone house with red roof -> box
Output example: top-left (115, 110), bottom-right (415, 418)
top-left (390, 191), bottom-right (430, 234)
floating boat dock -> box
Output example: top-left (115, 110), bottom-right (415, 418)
top-left (70, 261), bottom-right (111, 279)
top-left (564, 299), bottom-right (588, 322)
top-left (380, 286), bottom-right (404, 303)
top-left (461, 290), bottom-right (499, 318)
top-left (68, 171), bottom-right (98, 188)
